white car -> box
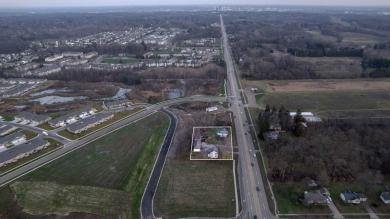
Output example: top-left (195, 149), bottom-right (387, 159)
top-left (42, 131), bottom-right (48, 136)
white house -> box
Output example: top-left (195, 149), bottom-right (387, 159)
top-left (206, 106), bottom-right (218, 112)
top-left (208, 150), bottom-right (218, 159)
top-left (217, 128), bottom-right (229, 138)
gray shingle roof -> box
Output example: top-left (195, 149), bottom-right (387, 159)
top-left (0, 132), bottom-right (26, 146)
top-left (0, 138), bottom-right (49, 164)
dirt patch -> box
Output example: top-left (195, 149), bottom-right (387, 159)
top-left (264, 79), bottom-right (390, 93)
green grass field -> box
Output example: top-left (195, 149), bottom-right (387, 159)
top-left (154, 160), bottom-right (236, 218)
top-left (10, 112), bottom-right (169, 218)
top-left (258, 91), bottom-right (390, 113)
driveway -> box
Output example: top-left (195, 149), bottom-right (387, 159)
top-left (328, 202), bottom-right (344, 219)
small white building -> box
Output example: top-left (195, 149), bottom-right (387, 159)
top-left (217, 129), bottom-right (229, 138)
top-left (208, 150), bottom-right (218, 159)
top-left (206, 106), bottom-right (218, 112)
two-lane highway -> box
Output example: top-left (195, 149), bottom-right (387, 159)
top-left (220, 15), bottom-right (277, 219)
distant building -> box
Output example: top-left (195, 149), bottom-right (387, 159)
top-left (31, 65), bottom-right (61, 76)
top-left (340, 191), bottom-right (367, 204)
top-left (304, 188), bottom-right (330, 205)
top-left (0, 132), bottom-right (26, 148)
top-left (104, 99), bottom-right (132, 109)
top-left (62, 51), bottom-right (84, 58)
top-left (0, 138), bottom-right (50, 167)
top-left (290, 112), bottom-right (322, 123)
top-left (380, 192), bottom-right (390, 204)
top-left (84, 52), bottom-right (98, 59)
top-left (208, 150), bottom-right (218, 159)
top-left (67, 113), bottom-right (113, 134)
top-left (0, 125), bottom-right (17, 137)
top-left (45, 54), bottom-right (64, 62)
top-left (15, 112), bottom-right (51, 125)
top-left (217, 128), bottom-right (229, 138)
top-left (206, 106), bottom-right (218, 112)
top-left (48, 107), bottom-right (97, 128)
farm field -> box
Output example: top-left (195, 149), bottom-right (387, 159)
top-left (8, 112), bottom-right (169, 218)
top-left (258, 91), bottom-right (390, 112)
top-left (154, 160), bottom-right (236, 219)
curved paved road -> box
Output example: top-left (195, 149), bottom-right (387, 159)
top-left (0, 95), bottom-right (224, 187)
top-left (140, 108), bottom-right (177, 219)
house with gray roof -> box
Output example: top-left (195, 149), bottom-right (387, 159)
top-left (48, 107), bottom-right (97, 127)
top-left (67, 113), bottom-right (114, 134)
top-left (340, 190), bottom-right (367, 204)
top-left (104, 99), bottom-right (132, 109)
top-left (15, 112), bottom-right (51, 125)
top-left (304, 187), bottom-right (331, 205)
top-left (0, 125), bottom-right (17, 137)
top-left (380, 192), bottom-right (390, 204)
top-left (0, 138), bottom-right (50, 167)
top-left (0, 132), bottom-right (26, 148)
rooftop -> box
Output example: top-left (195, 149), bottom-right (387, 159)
top-left (0, 138), bottom-right (49, 164)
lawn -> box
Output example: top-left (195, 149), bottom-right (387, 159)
top-left (258, 91), bottom-right (390, 113)
top-left (273, 182), bottom-right (332, 214)
top-left (13, 112), bottom-right (169, 218)
top-left (19, 130), bottom-right (38, 140)
top-left (154, 160), bottom-right (236, 218)
top-left (58, 107), bottom-right (144, 140)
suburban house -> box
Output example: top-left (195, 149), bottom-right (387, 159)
top-left (0, 138), bottom-right (50, 167)
top-left (48, 107), bottom-right (97, 127)
top-left (208, 150), bottom-right (219, 159)
top-left (290, 112), bottom-right (322, 123)
top-left (15, 112), bottom-right (51, 125)
top-left (380, 192), bottom-right (390, 204)
top-left (0, 132), bottom-right (26, 148)
top-left (217, 128), bottom-right (229, 138)
top-left (45, 54), bottom-right (64, 62)
top-left (340, 191), bottom-right (367, 204)
top-left (206, 106), bottom-right (218, 112)
top-left (67, 113), bottom-right (114, 134)
top-left (0, 125), bottom-right (17, 137)
top-left (304, 190), bottom-right (329, 205)
top-left (104, 99), bottom-right (132, 109)
top-left (265, 131), bottom-right (279, 140)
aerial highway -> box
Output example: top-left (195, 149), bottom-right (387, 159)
top-left (0, 95), bottom-right (225, 187)
top-left (220, 15), bottom-right (277, 219)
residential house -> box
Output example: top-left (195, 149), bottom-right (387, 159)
top-left (15, 112), bottom-right (51, 125)
top-left (0, 138), bottom-right (50, 167)
top-left (206, 106), bottom-right (218, 112)
top-left (380, 192), bottom-right (390, 204)
top-left (67, 113), bottom-right (113, 134)
top-left (0, 125), bottom-right (17, 137)
top-left (45, 54), bottom-right (64, 62)
top-left (217, 128), bottom-right (229, 138)
top-left (340, 191), bottom-right (367, 204)
top-left (208, 150), bottom-right (219, 159)
top-left (48, 107), bottom-right (97, 127)
top-left (0, 132), bottom-right (26, 148)
top-left (104, 99), bottom-right (132, 109)
top-left (304, 187), bottom-right (330, 205)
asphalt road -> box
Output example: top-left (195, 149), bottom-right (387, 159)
top-left (140, 108), bottom-right (177, 219)
top-left (220, 15), bottom-right (277, 219)
top-left (0, 95), bottom-right (224, 187)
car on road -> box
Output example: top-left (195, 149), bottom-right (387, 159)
top-left (42, 131), bottom-right (48, 136)
top-left (253, 153), bottom-right (256, 158)
top-left (256, 187), bottom-right (260, 191)
top-left (151, 189), bottom-right (155, 196)
top-left (251, 163), bottom-right (254, 166)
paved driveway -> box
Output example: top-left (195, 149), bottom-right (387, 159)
top-left (328, 202), bottom-right (344, 219)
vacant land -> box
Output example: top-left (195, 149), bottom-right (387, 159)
top-left (259, 91), bottom-right (390, 112)
top-left (300, 57), bottom-right (362, 78)
top-left (242, 79), bottom-right (390, 93)
top-left (154, 160), bottom-right (236, 218)
top-left (12, 113), bottom-right (169, 218)
top-left (341, 32), bottom-right (388, 46)
top-left (245, 79), bottom-right (390, 113)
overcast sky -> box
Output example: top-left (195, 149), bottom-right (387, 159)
top-left (1, 0), bottom-right (390, 7)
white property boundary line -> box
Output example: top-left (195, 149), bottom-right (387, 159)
top-left (0, 111), bottom-right (158, 188)
top-left (190, 126), bottom-right (233, 161)
top-left (139, 109), bottom-right (175, 219)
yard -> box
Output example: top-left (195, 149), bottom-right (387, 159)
top-left (154, 160), bottom-right (236, 218)
top-left (9, 112), bottom-right (169, 218)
